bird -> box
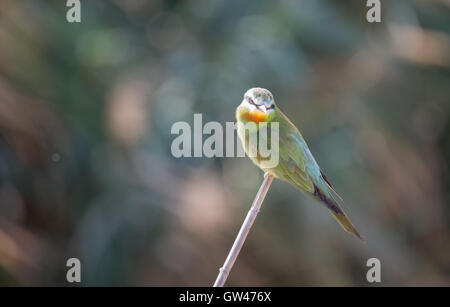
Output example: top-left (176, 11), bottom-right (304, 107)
top-left (236, 87), bottom-right (362, 240)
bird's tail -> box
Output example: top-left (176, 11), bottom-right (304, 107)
top-left (312, 182), bottom-right (363, 241)
top-left (329, 210), bottom-right (363, 241)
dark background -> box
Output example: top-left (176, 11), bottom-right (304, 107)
top-left (0, 0), bottom-right (449, 286)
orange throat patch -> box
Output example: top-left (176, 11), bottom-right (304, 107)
top-left (242, 110), bottom-right (267, 123)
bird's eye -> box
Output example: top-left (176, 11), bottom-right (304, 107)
top-left (264, 101), bottom-right (274, 110)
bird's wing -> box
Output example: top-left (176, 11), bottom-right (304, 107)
top-left (276, 133), bottom-right (314, 194)
top-left (281, 133), bottom-right (362, 240)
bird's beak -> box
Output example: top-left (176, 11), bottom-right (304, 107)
top-left (240, 98), bottom-right (268, 114)
top-left (257, 104), bottom-right (267, 113)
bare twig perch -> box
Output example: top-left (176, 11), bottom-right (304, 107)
top-left (213, 172), bottom-right (275, 287)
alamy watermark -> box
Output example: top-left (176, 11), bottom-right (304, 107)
top-left (366, 257), bottom-right (381, 283)
top-left (66, 0), bottom-right (81, 23)
top-left (66, 257), bottom-right (81, 283)
top-left (366, 0), bottom-right (381, 23)
top-left (170, 114), bottom-right (279, 169)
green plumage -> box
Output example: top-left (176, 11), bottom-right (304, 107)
top-left (236, 88), bottom-right (362, 240)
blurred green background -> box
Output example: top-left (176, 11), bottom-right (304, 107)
top-left (0, 0), bottom-right (449, 286)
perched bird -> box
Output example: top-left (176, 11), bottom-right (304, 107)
top-left (236, 87), bottom-right (362, 240)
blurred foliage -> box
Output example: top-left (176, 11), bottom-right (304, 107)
top-left (0, 0), bottom-right (450, 286)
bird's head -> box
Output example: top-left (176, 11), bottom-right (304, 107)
top-left (237, 88), bottom-right (276, 123)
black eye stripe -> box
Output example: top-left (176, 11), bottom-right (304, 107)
top-left (245, 96), bottom-right (274, 110)
top-left (246, 96), bottom-right (257, 106)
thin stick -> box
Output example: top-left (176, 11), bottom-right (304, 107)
top-left (213, 172), bottom-right (275, 287)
